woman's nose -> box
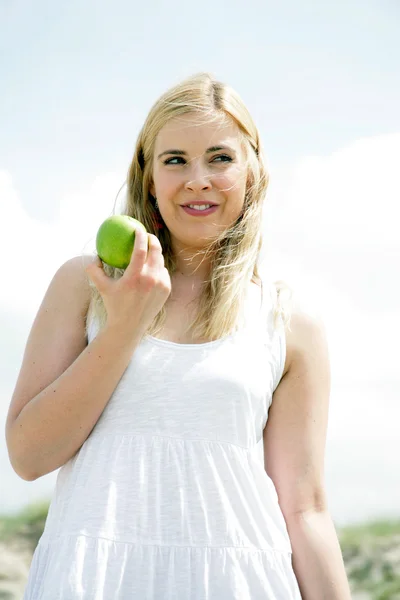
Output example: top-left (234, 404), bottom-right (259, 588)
top-left (184, 161), bottom-right (213, 192)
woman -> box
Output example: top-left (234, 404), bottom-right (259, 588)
top-left (6, 73), bottom-right (351, 599)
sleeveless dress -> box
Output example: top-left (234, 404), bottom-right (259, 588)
top-left (22, 279), bottom-right (302, 599)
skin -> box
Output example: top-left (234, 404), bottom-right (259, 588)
top-left (150, 112), bottom-right (247, 283)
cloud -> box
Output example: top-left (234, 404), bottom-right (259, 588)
top-left (57, 171), bottom-right (127, 254)
top-left (264, 132), bottom-right (400, 249)
top-left (259, 132), bottom-right (400, 382)
top-left (0, 169), bottom-right (125, 315)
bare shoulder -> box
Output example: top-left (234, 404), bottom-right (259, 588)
top-left (56, 253), bottom-right (94, 281)
top-left (41, 254), bottom-right (95, 322)
top-left (278, 284), bottom-right (327, 378)
top-left (6, 254), bottom-right (95, 429)
top-left (56, 254), bottom-right (95, 311)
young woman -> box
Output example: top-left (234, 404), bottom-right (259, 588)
top-left (6, 73), bottom-right (352, 599)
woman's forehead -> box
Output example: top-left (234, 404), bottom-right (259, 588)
top-left (154, 112), bottom-right (242, 153)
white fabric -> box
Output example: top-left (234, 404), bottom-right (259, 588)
top-left (23, 280), bottom-right (302, 599)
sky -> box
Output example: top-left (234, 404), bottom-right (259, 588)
top-left (1, 0), bottom-right (399, 527)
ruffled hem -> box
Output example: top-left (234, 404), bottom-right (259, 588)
top-left (23, 534), bottom-right (302, 600)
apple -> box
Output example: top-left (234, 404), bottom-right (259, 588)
top-left (96, 215), bottom-right (147, 269)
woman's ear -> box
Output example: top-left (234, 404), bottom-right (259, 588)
top-left (149, 182), bottom-right (156, 197)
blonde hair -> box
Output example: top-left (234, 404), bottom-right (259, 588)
top-left (86, 72), bottom-right (293, 340)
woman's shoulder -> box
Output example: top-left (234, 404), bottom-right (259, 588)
top-left (55, 253), bottom-right (95, 277)
top-left (53, 254), bottom-right (95, 315)
top-left (271, 280), bottom-right (326, 378)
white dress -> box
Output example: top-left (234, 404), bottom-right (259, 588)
top-left (23, 280), bottom-right (302, 599)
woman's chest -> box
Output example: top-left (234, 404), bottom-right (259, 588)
top-left (152, 291), bottom-right (215, 344)
top-left (96, 332), bottom-right (275, 445)
top-left (152, 280), bottom-right (262, 345)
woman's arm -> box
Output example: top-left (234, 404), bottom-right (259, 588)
top-left (263, 298), bottom-right (352, 599)
top-left (5, 256), bottom-right (144, 481)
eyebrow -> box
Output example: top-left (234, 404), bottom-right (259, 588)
top-left (157, 145), bottom-right (236, 160)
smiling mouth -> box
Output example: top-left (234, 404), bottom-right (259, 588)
top-left (183, 203), bottom-right (214, 209)
top-left (180, 204), bottom-right (219, 215)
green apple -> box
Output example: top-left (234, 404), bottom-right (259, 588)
top-left (96, 215), bottom-right (147, 269)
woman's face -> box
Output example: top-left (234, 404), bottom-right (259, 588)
top-left (150, 112), bottom-right (248, 250)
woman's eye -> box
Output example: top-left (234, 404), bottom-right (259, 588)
top-left (163, 155), bottom-right (233, 166)
top-left (212, 155), bottom-right (233, 163)
top-left (164, 157), bottom-right (186, 165)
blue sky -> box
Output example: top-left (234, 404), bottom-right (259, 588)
top-left (1, 0), bottom-right (399, 524)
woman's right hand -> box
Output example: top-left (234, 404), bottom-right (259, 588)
top-left (85, 227), bottom-right (171, 338)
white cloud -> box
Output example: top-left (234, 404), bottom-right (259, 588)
top-left (260, 132), bottom-right (400, 382)
top-left (264, 132), bottom-right (400, 249)
top-left (0, 169), bottom-right (125, 315)
top-left (57, 171), bottom-right (127, 254)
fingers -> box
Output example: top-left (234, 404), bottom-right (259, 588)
top-left (146, 234), bottom-right (164, 270)
top-left (125, 226), bottom-right (149, 275)
top-left (85, 255), bottom-right (106, 291)
top-left (87, 228), bottom-right (165, 294)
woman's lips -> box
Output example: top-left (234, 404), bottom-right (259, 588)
top-left (181, 205), bottom-right (218, 216)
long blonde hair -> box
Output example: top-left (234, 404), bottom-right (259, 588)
top-left (86, 73), bottom-right (293, 340)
